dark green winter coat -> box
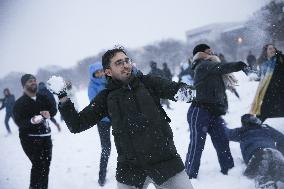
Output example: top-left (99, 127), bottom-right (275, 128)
top-left (59, 73), bottom-right (186, 188)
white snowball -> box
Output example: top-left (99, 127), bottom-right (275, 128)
top-left (47, 76), bottom-right (66, 94)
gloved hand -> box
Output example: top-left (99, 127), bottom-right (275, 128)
top-left (46, 76), bottom-right (67, 99)
top-left (174, 85), bottom-right (196, 102)
top-left (238, 61), bottom-right (250, 76)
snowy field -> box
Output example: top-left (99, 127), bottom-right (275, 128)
top-left (0, 72), bottom-right (283, 189)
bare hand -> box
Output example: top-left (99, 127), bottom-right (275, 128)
top-left (40, 111), bottom-right (51, 119)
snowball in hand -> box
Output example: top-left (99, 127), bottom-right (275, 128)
top-left (47, 76), bottom-right (66, 94)
top-left (31, 115), bottom-right (44, 124)
top-left (174, 87), bottom-right (195, 102)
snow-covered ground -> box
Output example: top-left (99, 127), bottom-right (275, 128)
top-left (0, 72), bottom-right (283, 189)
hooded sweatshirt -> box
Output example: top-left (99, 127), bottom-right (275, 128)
top-left (88, 62), bottom-right (110, 123)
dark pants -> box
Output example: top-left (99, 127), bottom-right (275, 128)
top-left (185, 105), bottom-right (234, 178)
top-left (4, 112), bottom-right (14, 134)
top-left (97, 121), bottom-right (111, 181)
top-left (20, 135), bottom-right (52, 189)
top-left (244, 148), bottom-right (284, 186)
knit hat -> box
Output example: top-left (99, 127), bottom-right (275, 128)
top-left (192, 44), bottom-right (210, 56)
top-left (21, 74), bottom-right (36, 87)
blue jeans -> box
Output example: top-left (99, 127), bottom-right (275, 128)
top-left (185, 105), bottom-right (234, 178)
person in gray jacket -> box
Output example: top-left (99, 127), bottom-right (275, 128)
top-left (185, 44), bottom-right (248, 179)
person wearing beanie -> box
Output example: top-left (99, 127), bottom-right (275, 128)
top-left (185, 43), bottom-right (248, 179)
top-left (21, 74), bottom-right (36, 87)
top-left (13, 74), bottom-right (57, 189)
top-left (52, 47), bottom-right (195, 189)
top-left (225, 114), bottom-right (284, 189)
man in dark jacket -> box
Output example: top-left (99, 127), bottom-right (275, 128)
top-left (185, 44), bottom-right (248, 179)
top-left (50, 47), bottom-right (195, 189)
top-left (13, 74), bottom-right (57, 189)
top-left (38, 82), bottom-right (61, 132)
top-left (0, 88), bottom-right (15, 134)
top-left (148, 61), bottom-right (166, 79)
top-left (225, 114), bottom-right (284, 189)
top-left (162, 62), bottom-right (172, 81)
top-left (246, 50), bottom-right (257, 72)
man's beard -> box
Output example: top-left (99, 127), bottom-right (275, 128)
top-left (26, 85), bottom-right (37, 93)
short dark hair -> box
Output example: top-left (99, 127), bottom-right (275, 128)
top-left (102, 47), bottom-right (127, 70)
top-left (241, 114), bottom-right (262, 127)
top-left (192, 44), bottom-right (210, 56)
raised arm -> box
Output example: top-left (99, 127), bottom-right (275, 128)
top-left (141, 74), bottom-right (193, 101)
top-left (59, 90), bottom-right (108, 133)
top-left (203, 61), bottom-right (247, 75)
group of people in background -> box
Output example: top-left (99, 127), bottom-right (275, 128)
top-left (1, 42), bottom-right (283, 189)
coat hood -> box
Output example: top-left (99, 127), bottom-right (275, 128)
top-left (89, 62), bottom-right (104, 82)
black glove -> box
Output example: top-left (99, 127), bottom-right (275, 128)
top-left (46, 76), bottom-right (67, 99)
top-left (57, 90), bottom-right (67, 99)
top-left (238, 61), bottom-right (250, 76)
top-left (174, 85), bottom-right (196, 103)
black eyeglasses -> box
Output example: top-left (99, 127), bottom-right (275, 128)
top-left (114, 58), bottom-right (133, 66)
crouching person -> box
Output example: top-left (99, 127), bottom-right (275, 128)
top-left (48, 47), bottom-right (195, 189)
top-left (225, 114), bottom-right (284, 189)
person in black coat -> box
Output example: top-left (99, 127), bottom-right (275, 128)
top-left (148, 61), bottom-right (166, 79)
top-left (13, 74), bottom-right (57, 189)
top-left (162, 62), bottom-right (172, 81)
top-left (185, 44), bottom-right (248, 179)
top-left (161, 62), bottom-right (173, 109)
top-left (38, 82), bottom-right (61, 132)
top-left (251, 44), bottom-right (284, 122)
top-left (0, 88), bottom-right (15, 134)
top-left (50, 47), bottom-right (195, 189)
top-left (225, 114), bottom-right (284, 188)
top-left (246, 50), bottom-right (257, 72)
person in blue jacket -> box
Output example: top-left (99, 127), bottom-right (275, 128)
top-left (0, 88), bottom-right (15, 135)
top-left (88, 62), bottom-right (112, 187)
top-left (225, 114), bottom-right (284, 189)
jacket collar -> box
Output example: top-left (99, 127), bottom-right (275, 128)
top-left (106, 72), bottom-right (143, 91)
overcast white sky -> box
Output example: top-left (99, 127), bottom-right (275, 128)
top-left (0, 0), bottom-right (268, 78)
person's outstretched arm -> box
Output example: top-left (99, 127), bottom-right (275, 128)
top-left (142, 74), bottom-right (195, 101)
top-left (203, 60), bottom-right (247, 75)
top-left (224, 126), bottom-right (242, 142)
top-left (59, 90), bottom-right (108, 133)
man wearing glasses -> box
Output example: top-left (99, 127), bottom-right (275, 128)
top-left (49, 47), bottom-right (195, 189)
